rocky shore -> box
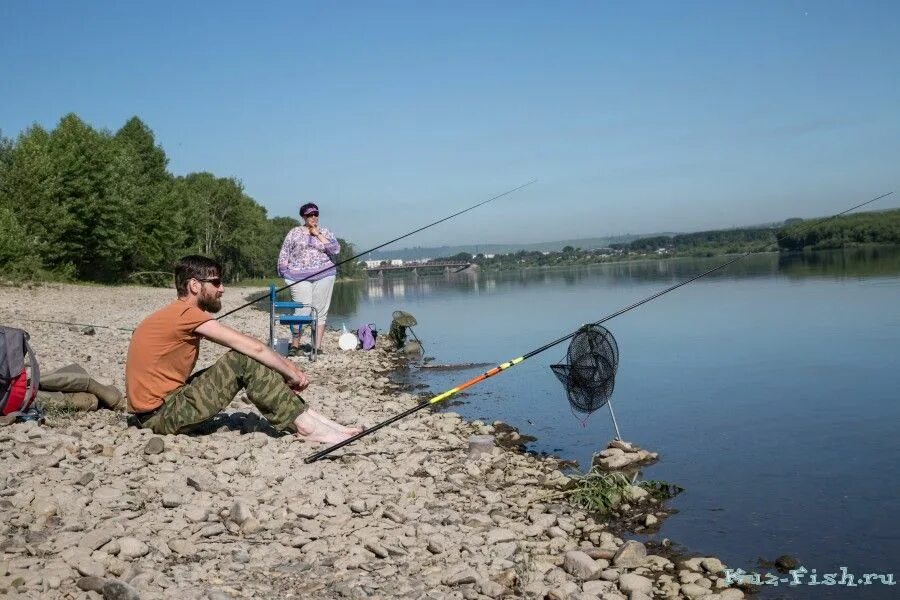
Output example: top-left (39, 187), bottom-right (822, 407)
top-left (0, 284), bottom-right (746, 600)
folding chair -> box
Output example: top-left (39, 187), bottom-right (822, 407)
top-left (268, 285), bottom-right (318, 361)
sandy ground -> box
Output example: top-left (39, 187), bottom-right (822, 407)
top-left (0, 283), bottom-right (743, 600)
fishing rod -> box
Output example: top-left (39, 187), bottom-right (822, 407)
top-left (305, 191), bottom-right (894, 463)
top-left (18, 318), bottom-right (135, 332)
top-left (217, 180), bottom-right (537, 320)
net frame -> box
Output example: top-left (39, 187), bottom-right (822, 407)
top-left (551, 324), bottom-right (619, 415)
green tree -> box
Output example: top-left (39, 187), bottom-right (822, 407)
top-left (334, 237), bottom-right (363, 279)
top-left (44, 114), bottom-right (137, 280)
top-left (0, 113), bottom-right (368, 284)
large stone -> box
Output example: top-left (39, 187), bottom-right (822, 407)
top-left (598, 448), bottom-right (625, 457)
top-left (77, 577), bottom-right (106, 592)
top-left (118, 537), bottom-right (149, 560)
top-left (443, 569), bottom-right (478, 586)
top-left (612, 540), bottom-right (647, 568)
top-left (325, 491), bottom-right (345, 506)
top-left (599, 455), bottom-right (631, 470)
top-left (167, 540), bottom-right (195, 556)
top-left (617, 573), bottom-right (652, 595)
top-left (31, 498), bottom-right (58, 518)
top-left (364, 541), bottom-right (389, 559)
top-left (626, 485), bottom-right (649, 501)
top-left (75, 471), bottom-right (95, 486)
top-left (680, 583), bottom-right (709, 598)
top-left (682, 558), bottom-right (704, 572)
top-left (161, 494), bottom-right (182, 508)
top-left (102, 580), bottom-right (141, 600)
top-left (241, 516), bottom-right (260, 534)
top-left (478, 579), bottom-right (506, 598)
top-left (701, 558), bottom-right (725, 574)
top-left (548, 582), bottom-right (579, 600)
top-left (382, 505), bottom-right (406, 524)
top-left (184, 506), bottom-right (209, 523)
top-left (93, 487), bottom-right (123, 502)
top-left (199, 524), bottom-right (225, 538)
top-left (486, 528), bottom-right (516, 544)
top-left (185, 470), bottom-right (220, 493)
top-left (582, 580), bottom-right (617, 595)
top-left (563, 550), bottom-right (601, 580)
top-left (75, 560), bottom-right (106, 578)
top-left (229, 500), bottom-right (253, 525)
top-left (80, 530), bottom-right (114, 551)
top-left (609, 440), bottom-right (635, 452)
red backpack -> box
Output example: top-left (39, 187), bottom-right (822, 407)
top-left (0, 326), bottom-right (40, 416)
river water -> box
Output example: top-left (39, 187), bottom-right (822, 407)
top-left (322, 247), bottom-right (899, 598)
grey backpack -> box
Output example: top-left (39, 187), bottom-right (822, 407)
top-left (0, 326), bottom-right (40, 416)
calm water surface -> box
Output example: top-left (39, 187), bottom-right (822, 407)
top-left (327, 247), bottom-right (900, 599)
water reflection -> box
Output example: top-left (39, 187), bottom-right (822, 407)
top-left (329, 246), bottom-right (900, 315)
top-left (778, 245), bottom-right (900, 279)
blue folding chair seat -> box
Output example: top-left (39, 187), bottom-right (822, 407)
top-left (268, 285), bottom-right (318, 361)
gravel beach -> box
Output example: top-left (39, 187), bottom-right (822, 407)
top-left (0, 284), bottom-right (744, 600)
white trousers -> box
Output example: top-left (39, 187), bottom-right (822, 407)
top-left (283, 275), bottom-right (335, 324)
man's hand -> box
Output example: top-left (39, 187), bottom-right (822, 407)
top-left (196, 320), bottom-right (311, 389)
top-left (285, 367), bottom-right (309, 393)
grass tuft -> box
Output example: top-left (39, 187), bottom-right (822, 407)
top-left (553, 454), bottom-right (685, 514)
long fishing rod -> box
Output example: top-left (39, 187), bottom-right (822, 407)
top-left (305, 191), bottom-right (894, 463)
top-left (217, 180), bottom-right (537, 320)
top-left (17, 318), bottom-right (135, 332)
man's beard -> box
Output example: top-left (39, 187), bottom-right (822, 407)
top-left (198, 293), bottom-right (222, 313)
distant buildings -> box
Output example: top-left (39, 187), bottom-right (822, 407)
top-left (362, 259), bottom-right (406, 269)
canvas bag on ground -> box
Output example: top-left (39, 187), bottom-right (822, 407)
top-left (0, 326), bottom-right (40, 415)
top-left (357, 324), bottom-right (377, 351)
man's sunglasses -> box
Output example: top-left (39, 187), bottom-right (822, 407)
top-left (196, 277), bottom-right (223, 287)
top-left (304, 211), bottom-right (319, 217)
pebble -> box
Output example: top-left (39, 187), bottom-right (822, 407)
top-left (143, 437), bottom-right (165, 455)
top-left (118, 537), bottom-right (149, 559)
top-left (77, 577), bottom-right (106, 592)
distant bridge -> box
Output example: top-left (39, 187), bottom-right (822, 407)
top-left (365, 261), bottom-right (477, 276)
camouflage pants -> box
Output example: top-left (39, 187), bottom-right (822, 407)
top-left (141, 350), bottom-right (306, 435)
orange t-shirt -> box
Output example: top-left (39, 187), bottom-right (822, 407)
top-left (125, 299), bottom-right (213, 413)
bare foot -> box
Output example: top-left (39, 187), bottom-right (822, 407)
top-left (293, 411), bottom-right (355, 444)
top-left (306, 408), bottom-right (363, 436)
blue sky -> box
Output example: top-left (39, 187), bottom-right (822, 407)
top-left (2, 1), bottom-right (898, 248)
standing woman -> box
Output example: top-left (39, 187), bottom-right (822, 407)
top-left (277, 202), bottom-right (340, 354)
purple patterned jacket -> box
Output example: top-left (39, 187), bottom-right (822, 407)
top-left (277, 226), bottom-right (340, 281)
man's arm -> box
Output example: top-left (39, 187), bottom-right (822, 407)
top-left (194, 320), bottom-right (308, 391)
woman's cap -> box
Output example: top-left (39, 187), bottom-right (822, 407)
top-left (300, 202), bottom-right (319, 217)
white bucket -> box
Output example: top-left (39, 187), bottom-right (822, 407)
top-left (338, 332), bottom-right (358, 351)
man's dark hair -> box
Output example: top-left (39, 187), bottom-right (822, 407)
top-left (174, 255), bottom-right (222, 297)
